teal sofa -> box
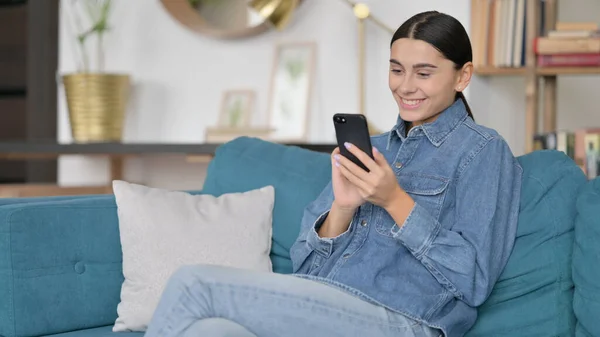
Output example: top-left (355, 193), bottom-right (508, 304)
top-left (0, 137), bottom-right (598, 337)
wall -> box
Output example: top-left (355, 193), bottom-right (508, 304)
top-left (57, 0), bottom-right (600, 189)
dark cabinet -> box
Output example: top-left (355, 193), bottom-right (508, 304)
top-left (0, 0), bottom-right (58, 183)
top-left (0, 3), bottom-right (27, 89)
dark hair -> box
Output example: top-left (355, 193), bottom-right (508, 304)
top-left (391, 11), bottom-right (474, 120)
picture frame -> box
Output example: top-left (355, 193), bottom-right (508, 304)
top-left (266, 42), bottom-right (316, 142)
top-left (218, 90), bottom-right (255, 128)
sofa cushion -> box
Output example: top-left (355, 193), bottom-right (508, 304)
top-left (466, 150), bottom-right (587, 337)
top-left (112, 181), bottom-right (275, 332)
top-left (202, 137), bottom-right (332, 274)
top-left (573, 176), bottom-right (600, 337)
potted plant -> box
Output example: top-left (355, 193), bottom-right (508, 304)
top-left (62, 0), bottom-right (130, 143)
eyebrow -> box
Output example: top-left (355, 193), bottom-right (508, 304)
top-left (389, 59), bottom-right (437, 69)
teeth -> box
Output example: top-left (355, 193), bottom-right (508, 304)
top-left (402, 98), bottom-right (423, 106)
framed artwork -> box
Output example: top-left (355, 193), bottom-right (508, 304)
top-left (218, 90), bottom-right (255, 128)
top-left (267, 42), bottom-right (316, 142)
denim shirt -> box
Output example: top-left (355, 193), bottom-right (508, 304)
top-left (289, 99), bottom-right (523, 337)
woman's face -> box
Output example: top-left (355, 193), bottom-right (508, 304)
top-left (388, 38), bottom-right (471, 126)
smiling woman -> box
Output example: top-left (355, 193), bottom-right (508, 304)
top-left (142, 10), bottom-right (522, 337)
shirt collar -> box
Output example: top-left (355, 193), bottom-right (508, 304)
top-left (387, 98), bottom-right (468, 148)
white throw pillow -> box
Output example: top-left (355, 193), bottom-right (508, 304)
top-left (111, 180), bottom-right (274, 332)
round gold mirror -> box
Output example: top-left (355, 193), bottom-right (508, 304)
top-left (160, 0), bottom-right (303, 39)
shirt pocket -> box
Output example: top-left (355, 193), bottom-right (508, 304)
top-left (375, 173), bottom-right (450, 237)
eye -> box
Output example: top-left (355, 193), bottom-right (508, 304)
top-left (417, 72), bottom-right (431, 78)
top-left (391, 69), bottom-right (404, 74)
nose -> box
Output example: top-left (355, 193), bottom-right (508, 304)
top-left (399, 74), bottom-right (417, 95)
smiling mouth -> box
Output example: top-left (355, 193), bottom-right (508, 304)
top-left (400, 98), bottom-right (425, 106)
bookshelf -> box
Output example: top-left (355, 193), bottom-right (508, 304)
top-left (470, 0), bottom-right (600, 153)
top-left (536, 66), bottom-right (600, 75)
top-left (474, 66), bottom-right (527, 75)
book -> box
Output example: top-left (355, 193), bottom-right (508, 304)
top-left (534, 37), bottom-right (600, 55)
top-left (533, 131), bottom-right (575, 157)
top-left (537, 53), bottom-right (600, 67)
top-left (547, 30), bottom-right (600, 39)
top-left (534, 129), bottom-right (600, 178)
top-left (575, 128), bottom-right (600, 175)
top-left (472, 0), bottom-right (528, 69)
top-left (555, 22), bottom-right (599, 31)
top-left (584, 134), bottom-right (600, 179)
top-left (557, 131), bottom-right (576, 159)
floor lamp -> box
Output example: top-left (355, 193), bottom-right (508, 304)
top-left (342, 1), bottom-right (395, 135)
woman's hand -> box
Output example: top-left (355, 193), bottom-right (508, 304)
top-left (330, 147), bottom-right (365, 211)
top-left (333, 143), bottom-right (407, 211)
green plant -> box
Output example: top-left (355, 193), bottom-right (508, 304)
top-left (66, 0), bottom-right (113, 72)
top-left (285, 58), bottom-right (305, 82)
top-left (228, 98), bottom-right (244, 127)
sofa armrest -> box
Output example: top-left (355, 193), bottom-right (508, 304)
top-left (0, 195), bottom-right (124, 337)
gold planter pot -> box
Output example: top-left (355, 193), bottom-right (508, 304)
top-left (62, 73), bottom-right (130, 143)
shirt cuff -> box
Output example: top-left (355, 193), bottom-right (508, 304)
top-left (306, 210), bottom-right (353, 258)
top-left (391, 202), bottom-right (440, 258)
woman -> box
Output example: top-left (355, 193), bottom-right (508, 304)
top-left (144, 10), bottom-right (522, 337)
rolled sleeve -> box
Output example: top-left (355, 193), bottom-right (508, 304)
top-left (290, 182), bottom-right (356, 274)
top-left (306, 210), bottom-right (354, 258)
top-left (392, 203), bottom-right (441, 257)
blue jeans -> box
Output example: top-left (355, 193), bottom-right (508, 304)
top-left (144, 264), bottom-right (442, 337)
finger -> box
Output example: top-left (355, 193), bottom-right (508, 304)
top-left (343, 142), bottom-right (378, 172)
top-left (331, 147), bottom-right (341, 167)
top-left (335, 159), bottom-right (371, 192)
top-left (372, 147), bottom-right (387, 165)
top-left (335, 152), bottom-right (370, 181)
top-left (369, 147), bottom-right (388, 180)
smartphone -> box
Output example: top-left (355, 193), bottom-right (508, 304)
top-left (333, 113), bottom-right (374, 172)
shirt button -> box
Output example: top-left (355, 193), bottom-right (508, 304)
top-left (361, 220), bottom-right (367, 227)
top-left (395, 162), bottom-right (403, 168)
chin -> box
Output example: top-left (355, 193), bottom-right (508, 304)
top-left (397, 108), bottom-right (426, 123)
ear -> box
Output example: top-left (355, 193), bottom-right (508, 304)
top-left (455, 62), bottom-right (473, 92)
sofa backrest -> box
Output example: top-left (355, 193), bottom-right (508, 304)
top-left (466, 150), bottom-right (587, 336)
top-left (573, 176), bottom-right (600, 337)
top-left (202, 137), bottom-right (332, 274)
